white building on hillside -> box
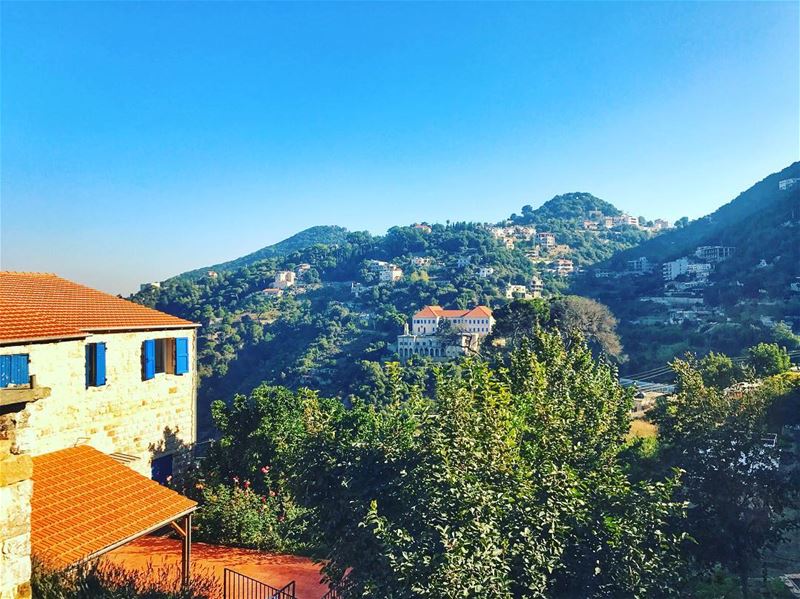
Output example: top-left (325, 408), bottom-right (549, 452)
top-left (627, 257), bottom-right (654, 274)
top-left (379, 265), bottom-right (404, 283)
top-left (530, 276), bottom-right (544, 298)
top-left (662, 258), bottom-right (689, 281)
top-left (398, 306), bottom-right (495, 361)
top-left (695, 246), bottom-right (735, 263)
top-left (478, 266), bottom-right (495, 278)
top-left (273, 271), bottom-right (296, 289)
top-left (505, 284), bottom-right (528, 299)
top-left (537, 232), bottom-right (556, 248)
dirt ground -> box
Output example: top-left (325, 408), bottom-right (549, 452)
top-left (106, 535), bottom-right (328, 599)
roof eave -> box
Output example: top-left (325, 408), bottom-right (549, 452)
top-left (69, 504), bottom-right (199, 569)
top-left (0, 333), bottom-right (89, 347)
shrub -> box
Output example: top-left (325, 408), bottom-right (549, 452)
top-left (193, 479), bottom-right (307, 553)
top-left (31, 560), bottom-right (218, 599)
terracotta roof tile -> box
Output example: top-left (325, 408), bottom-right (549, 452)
top-left (31, 446), bottom-right (196, 569)
top-left (412, 305), bottom-right (493, 320)
top-left (0, 272), bottom-right (197, 344)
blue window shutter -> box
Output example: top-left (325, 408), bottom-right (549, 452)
top-left (0, 356), bottom-right (10, 388)
top-left (175, 337), bottom-right (189, 375)
top-left (143, 340), bottom-right (156, 380)
top-left (95, 343), bottom-right (106, 386)
top-left (85, 345), bottom-right (92, 387)
top-left (10, 355), bottom-right (29, 385)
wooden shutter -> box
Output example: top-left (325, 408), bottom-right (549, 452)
top-left (175, 337), bottom-right (189, 375)
top-left (0, 356), bottom-right (10, 388)
top-left (143, 340), bottom-right (156, 380)
top-left (95, 343), bottom-right (106, 386)
top-left (10, 355), bottom-right (29, 385)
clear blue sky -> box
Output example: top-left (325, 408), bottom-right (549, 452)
top-left (1, 2), bottom-right (798, 294)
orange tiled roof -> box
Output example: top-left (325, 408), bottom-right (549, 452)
top-left (0, 272), bottom-right (196, 344)
top-left (31, 445), bottom-right (197, 569)
top-left (0, 299), bottom-right (88, 344)
top-left (413, 305), bottom-right (493, 320)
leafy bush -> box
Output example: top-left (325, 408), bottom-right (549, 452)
top-left (31, 560), bottom-right (217, 599)
top-left (192, 479), bottom-right (307, 553)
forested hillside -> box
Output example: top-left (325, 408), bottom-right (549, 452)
top-left (179, 225), bottom-right (350, 280)
top-left (507, 192), bottom-right (654, 264)
top-left (573, 163), bottom-right (800, 374)
top-left (132, 202), bottom-right (652, 433)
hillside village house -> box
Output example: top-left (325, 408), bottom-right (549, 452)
top-left (536, 232), bottom-right (556, 248)
top-left (397, 305), bottom-right (494, 360)
top-left (0, 272), bottom-right (199, 479)
top-left (0, 272), bottom-right (200, 599)
top-left (273, 270), bottom-right (296, 289)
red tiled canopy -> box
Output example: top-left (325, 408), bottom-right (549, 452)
top-left (31, 445), bottom-right (197, 569)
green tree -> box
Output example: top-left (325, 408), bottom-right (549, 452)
top-left (746, 342), bottom-right (791, 377)
top-left (486, 298), bottom-right (550, 350)
top-left (697, 351), bottom-right (749, 389)
top-left (549, 295), bottom-right (624, 359)
top-left (652, 357), bottom-right (800, 598)
top-left (294, 331), bottom-right (687, 597)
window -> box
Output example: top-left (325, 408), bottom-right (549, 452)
top-left (85, 343), bottom-right (106, 387)
top-left (142, 337), bottom-right (189, 380)
top-left (0, 354), bottom-right (29, 388)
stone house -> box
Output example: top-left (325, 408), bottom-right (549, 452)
top-left (0, 272), bottom-right (199, 480)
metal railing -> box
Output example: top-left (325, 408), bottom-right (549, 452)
top-left (320, 590), bottom-right (341, 599)
top-left (223, 568), bottom-right (296, 599)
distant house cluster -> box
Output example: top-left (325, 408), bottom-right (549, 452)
top-left (367, 260), bottom-right (404, 283)
top-left (488, 225), bottom-right (536, 249)
top-left (397, 305), bottom-right (494, 361)
top-left (582, 212), bottom-right (670, 233)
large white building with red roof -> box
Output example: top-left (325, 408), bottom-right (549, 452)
top-left (398, 305), bottom-right (495, 360)
top-left (0, 272), bottom-right (199, 481)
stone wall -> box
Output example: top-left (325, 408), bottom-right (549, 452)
top-left (0, 440), bottom-right (32, 599)
top-left (0, 329), bottom-right (197, 477)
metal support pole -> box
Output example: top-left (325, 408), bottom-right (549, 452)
top-left (181, 513), bottom-right (192, 588)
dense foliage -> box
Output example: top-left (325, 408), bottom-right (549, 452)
top-left (200, 330), bottom-right (689, 598)
top-left (132, 221), bottom-right (636, 435)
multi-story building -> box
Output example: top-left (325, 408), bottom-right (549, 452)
top-left (273, 270), bottom-right (296, 289)
top-left (398, 306), bottom-right (494, 361)
top-left (530, 276), bottom-right (544, 298)
top-left (779, 178), bottom-right (799, 191)
top-left (613, 214), bottom-right (640, 228)
top-left (478, 266), bottom-right (495, 278)
top-left (0, 272), bottom-right (199, 480)
top-left (653, 219), bottom-right (670, 230)
top-left (549, 259), bottom-right (574, 276)
top-left (409, 305), bottom-right (493, 336)
top-left (379, 265), bottom-right (404, 282)
top-left (411, 256), bottom-right (434, 267)
top-left (694, 246), bottom-right (735, 263)
top-left (627, 257), bottom-right (654, 274)
top-left (583, 220), bottom-right (599, 231)
top-left (536, 232), bottom-right (556, 248)
top-left (296, 263), bottom-right (312, 274)
top-left (662, 258), bottom-right (689, 281)
top-left (505, 284), bottom-right (528, 299)
top-left (686, 263), bottom-right (712, 277)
